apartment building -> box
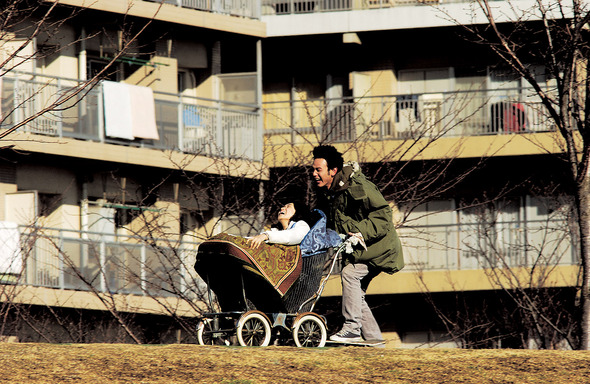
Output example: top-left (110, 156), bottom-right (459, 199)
top-left (0, 0), bottom-right (266, 343)
top-left (0, 0), bottom-right (580, 348)
top-left (260, 0), bottom-right (579, 348)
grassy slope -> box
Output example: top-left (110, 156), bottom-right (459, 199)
top-left (1, 344), bottom-right (589, 383)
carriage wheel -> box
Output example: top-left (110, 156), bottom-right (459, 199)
top-left (292, 313), bottom-right (327, 348)
top-left (197, 318), bottom-right (231, 346)
top-left (236, 311), bottom-right (272, 347)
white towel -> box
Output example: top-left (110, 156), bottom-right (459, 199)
top-left (103, 81), bottom-right (159, 140)
top-left (129, 84), bottom-right (159, 140)
top-left (0, 221), bottom-right (22, 274)
top-left (103, 81), bottom-right (134, 140)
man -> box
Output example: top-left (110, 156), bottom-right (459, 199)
top-left (312, 145), bottom-right (404, 343)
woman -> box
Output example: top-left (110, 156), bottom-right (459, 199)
top-left (247, 201), bottom-right (311, 249)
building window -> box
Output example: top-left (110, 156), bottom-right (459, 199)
top-left (87, 57), bottom-right (118, 82)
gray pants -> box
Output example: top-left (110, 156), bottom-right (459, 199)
top-left (340, 262), bottom-right (383, 341)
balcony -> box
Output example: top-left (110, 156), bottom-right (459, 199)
top-left (157, 0), bottom-right (262, 19)
top-left (262, 0), bottom-right (461, 16)
top-left (400, 219), bottom-right (578, 272)
top-left (1, 226), bottom-right (203, 300)
top-left (47, 0), bottom-right (266, 37)
top-left (260, 0), bottom-right (543, 37)
top-left (263, 88), bottom-right (553, 146)
top-left (321, 216), bottom-right (580, 296)
top-left (0, 72), bottom-right (263, 163)
top-left (1, 216), bottom-right (578, 301)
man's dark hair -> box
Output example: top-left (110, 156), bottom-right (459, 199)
top-left (313, 145), bottom-right (344, 172)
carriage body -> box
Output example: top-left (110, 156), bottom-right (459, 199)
top-left (194, 211), bottom-right (342, 347)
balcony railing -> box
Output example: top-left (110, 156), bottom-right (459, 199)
top-left (8, 226), bottom-right (204, 298)
top-left (262, 0), bottom-right (464, 15)
top-left (1, 216), bottom-right (578, 297)
top-left (150, 0), bottom-right (261, 19)
top-left (0, 72), bottom-right (262, 162)
top-left (399, 219), bottom-right (579, 272)
top-left (263, 89), bottom-right (554, 145)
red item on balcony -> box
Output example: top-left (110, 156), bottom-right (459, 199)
top-left (490, 101), bottom-right (527, 132)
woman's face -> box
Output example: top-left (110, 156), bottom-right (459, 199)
top-left (278, 203), bottom-right (296, 221)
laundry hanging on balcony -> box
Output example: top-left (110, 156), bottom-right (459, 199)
top-left (0, 221), bottom-right (22, 276)
top-left (102, 81), bottom-right (160, 140)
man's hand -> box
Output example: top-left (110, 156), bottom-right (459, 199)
top-left (247, 233), bottom-right (269, 249)
top-left (348, 232), bottom-right (367, 250)
top-left (342, 232), bottom-right (367, 254)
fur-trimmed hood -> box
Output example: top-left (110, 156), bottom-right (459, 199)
top-left (330, 161), bottom-right (361, 193)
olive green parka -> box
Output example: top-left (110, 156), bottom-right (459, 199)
top-left (317, 162), bottom-right (404, 274)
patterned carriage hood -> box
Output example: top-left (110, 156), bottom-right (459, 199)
top-left (317, 162), bottom-right (404, 274)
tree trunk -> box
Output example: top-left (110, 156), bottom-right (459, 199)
top-left (576, 177), bottom-right (590, 350)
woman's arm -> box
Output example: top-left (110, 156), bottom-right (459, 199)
top-left (264, 220), bottom-right (310, 245)
top-left (247, 232), bottom-right (269, 249)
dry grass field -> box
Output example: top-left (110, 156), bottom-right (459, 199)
top-left (1, 343), bottom-right (589, 383)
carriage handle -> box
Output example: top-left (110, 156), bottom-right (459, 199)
top-left (302, 238), bottom-right (350, 313)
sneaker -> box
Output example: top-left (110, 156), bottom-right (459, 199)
top-left (329, 329), bottom-right (362, 343)
top-left (364, 339), bottom-right (386, 348)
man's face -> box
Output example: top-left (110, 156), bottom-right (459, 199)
top-left (312, 158), bottom-right (337, 189)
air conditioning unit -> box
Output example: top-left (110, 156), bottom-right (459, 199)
top-left (395, 93), bottom-right (444, 138)
top-left (419, 93), bottom-right (444, 132)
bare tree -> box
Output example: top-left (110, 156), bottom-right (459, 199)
top-left (7, 0), bottom-right (582, 347)
top-left (0, 82), bottom-right (548, 344)
top-left (15, 90), bottom-right (478, 344)
top-left (0, 0), bottom-right (176, 343)
top-left (437, 0), bottom-right (590, 349)
top-left (416, 188), bottom-right (579, 349)
top-left (0, 0), bottom-right (163, 140)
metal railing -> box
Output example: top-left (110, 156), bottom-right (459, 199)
top-left (261, 0), bottom-right (463, 15)
top-left (4, 216), bottom-right (578, 297)
top-left (14, 226), bottom-right (203, 298)
top-left (0, 72), bottom-right (263, 162)
top-left (263, 89), bottom-right (554, 144)
top-left (151, 0), bottom-right (261, 19)
top-left (399, 219), bottom-right (579, 272)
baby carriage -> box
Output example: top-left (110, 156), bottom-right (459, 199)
top-left (194, 210), bottom-right (344, 347)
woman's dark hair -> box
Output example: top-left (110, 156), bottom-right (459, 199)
top-left (291, 200), bottom-right (310, 224)
top-left (271, 200), bottom-right (311, 229)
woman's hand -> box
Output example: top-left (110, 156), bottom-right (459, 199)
top-left (247, 233), bottom-right (269, 249)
